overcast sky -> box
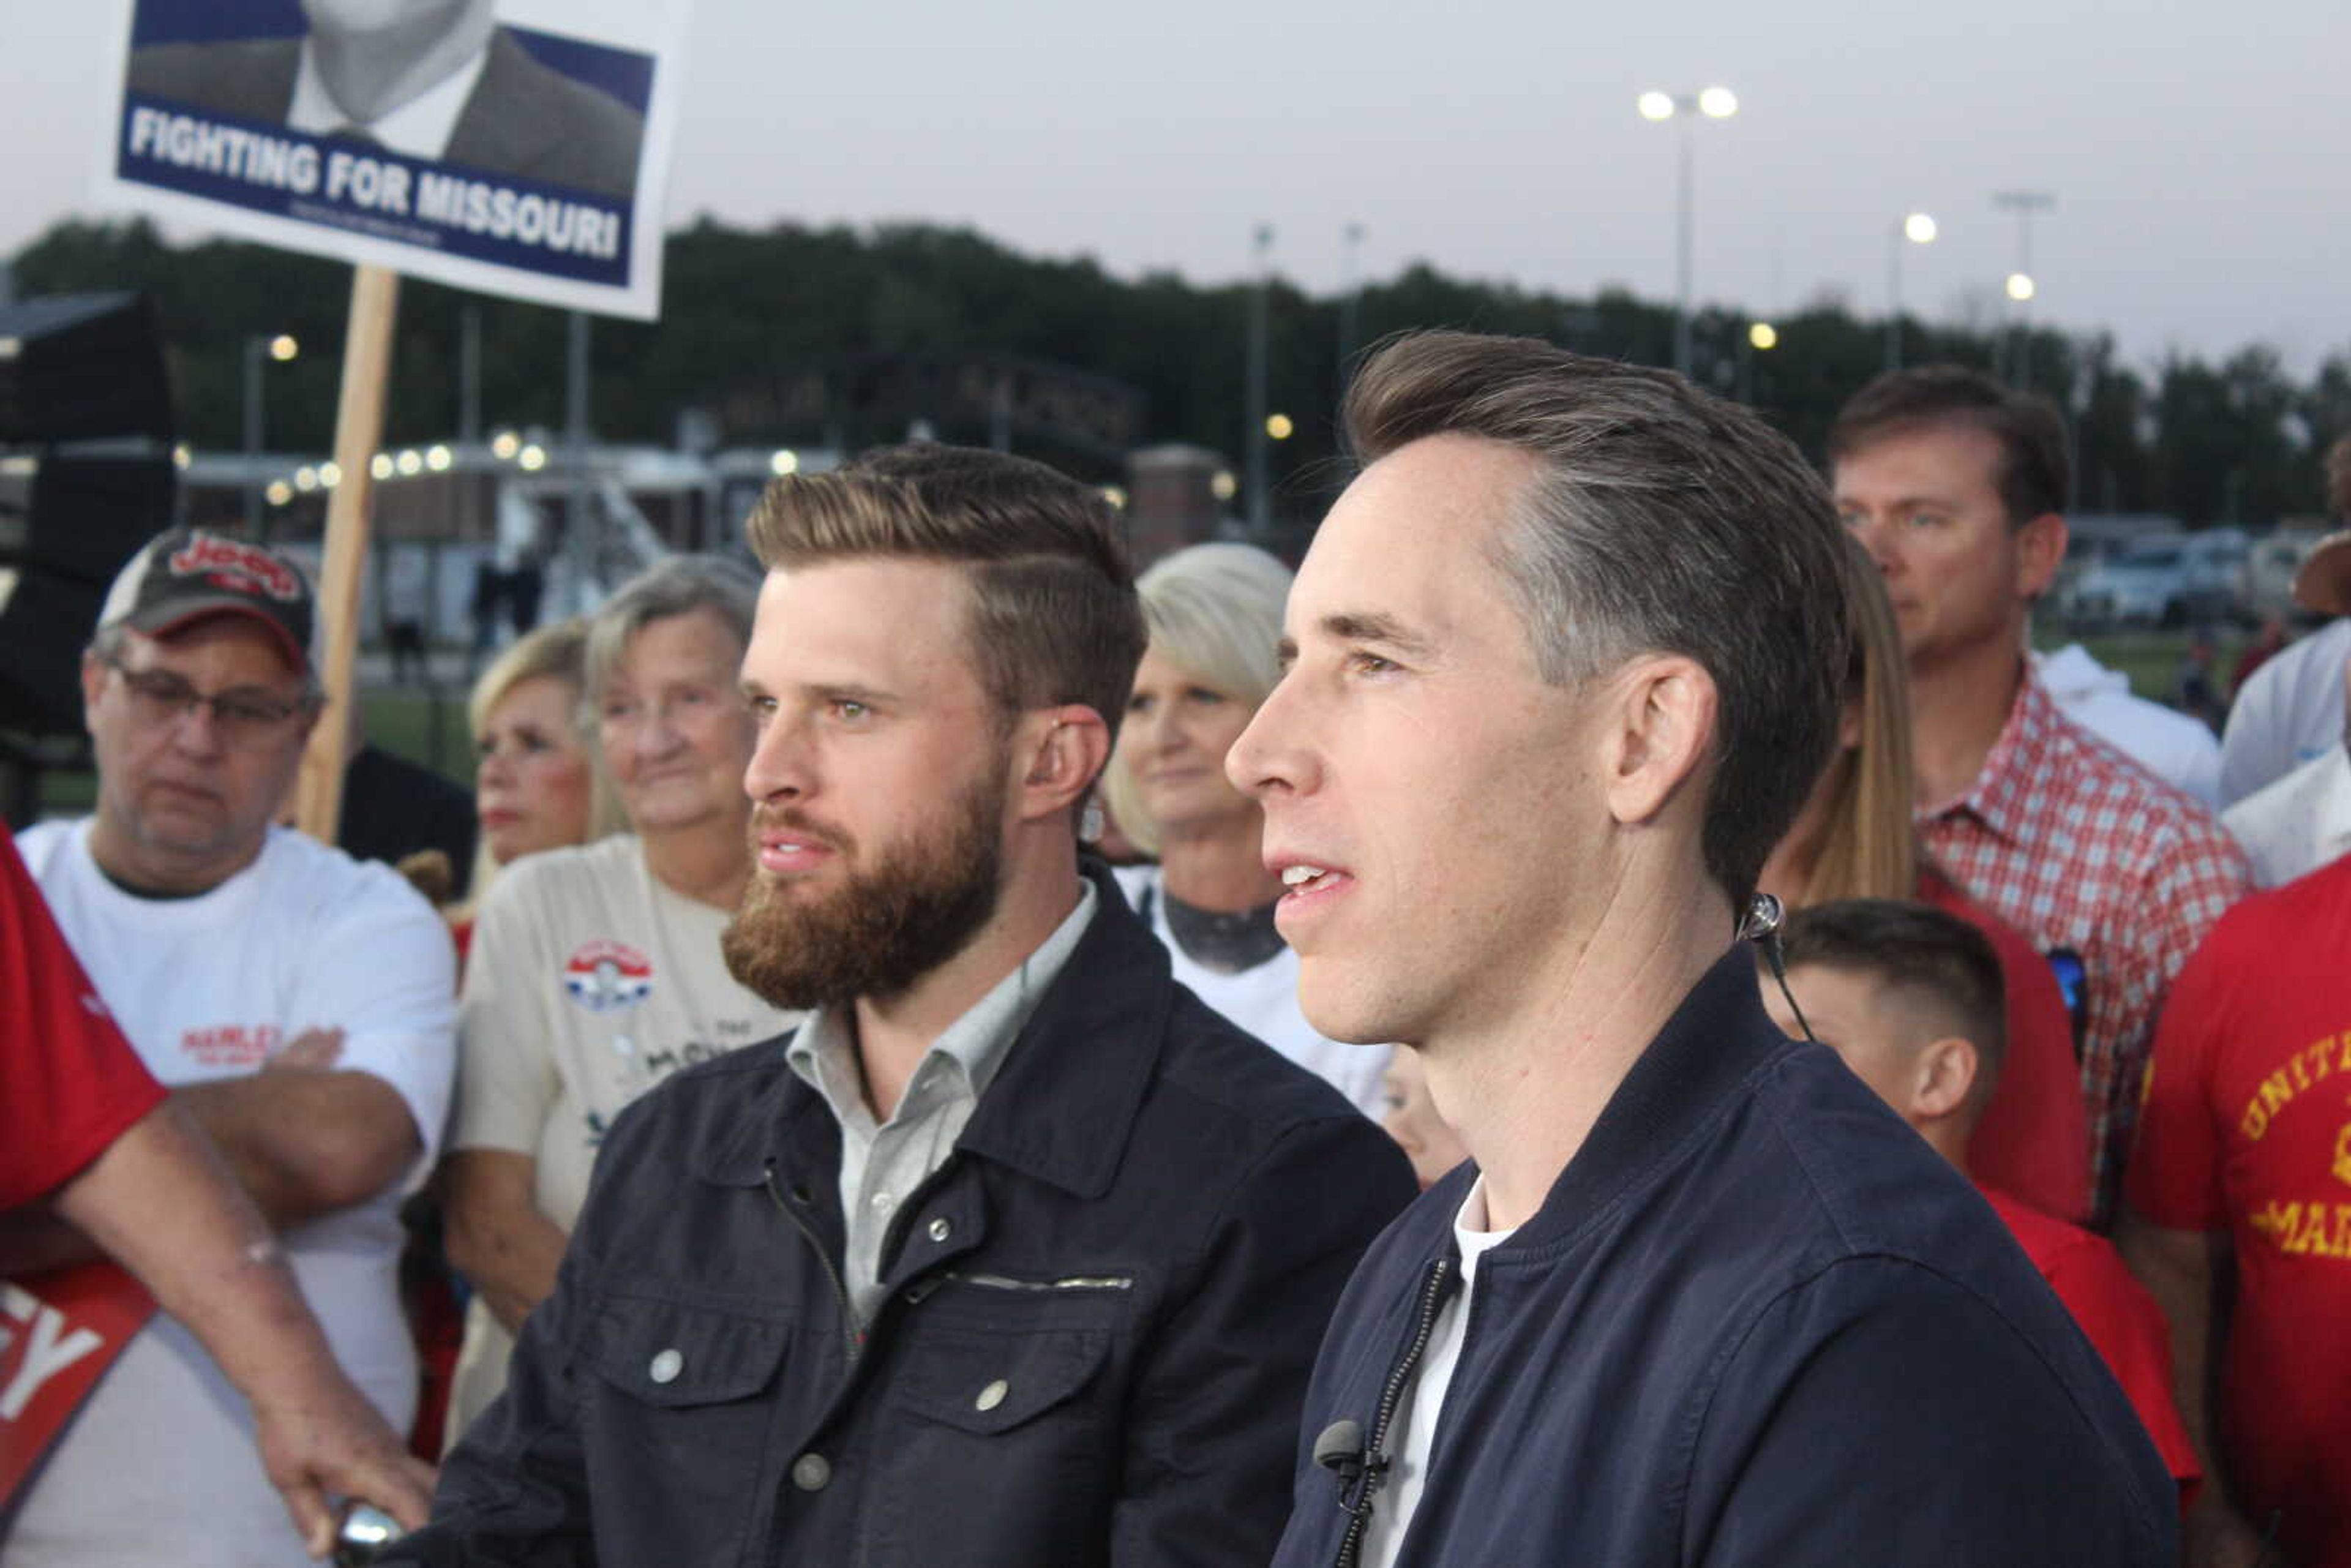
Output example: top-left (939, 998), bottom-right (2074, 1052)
top-left (6, 0), bottom-right (2344, 375)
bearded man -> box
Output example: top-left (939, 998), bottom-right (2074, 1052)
top-left (388, 443), bottom-right (1414, 1568)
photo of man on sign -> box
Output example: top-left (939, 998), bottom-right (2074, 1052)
top-left (107, 0), bottom-right (677, 313)
top-left (127, 0), bottom-right (643, 199)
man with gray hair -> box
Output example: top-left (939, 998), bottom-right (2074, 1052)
top-left (438, 555), bottom-right (798, 1444)
top-left (1244, 333), bottom-right (2176, 1565)
top-left (9, 527), bottom-right (456, 1566)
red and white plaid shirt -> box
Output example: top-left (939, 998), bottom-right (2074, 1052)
top-left (1919, 669), bottom-right (2252, 1225)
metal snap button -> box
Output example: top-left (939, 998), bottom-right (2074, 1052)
top-left (928, 1217), bottom-right (951, 1242)
top-left (791, 1452), bottom-right (831, 1491)
top-left (648, 1348), bottom-right (683, 1385)
top-left (975, 1379), bottom-right (1009, 1412)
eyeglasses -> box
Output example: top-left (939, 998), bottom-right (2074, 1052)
top-left (102, 657), bottom-right (313, 749)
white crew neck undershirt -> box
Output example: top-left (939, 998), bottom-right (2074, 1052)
top-left (1359, 1177), bottom-right (1520, 1568)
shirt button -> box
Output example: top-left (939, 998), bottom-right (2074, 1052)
top-left (869, 1191), bottom-right (896, 1215)
top-left (928, 1217), bottom-right (952, 1243)
top-left (791, 1452), bottom-right (831, 1491)
top-left (648, 1348), bottom-right (683, 1385)
top-left (975, 1379), bottom-right (1009, 1412)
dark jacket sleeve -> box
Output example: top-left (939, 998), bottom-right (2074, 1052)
top-left (1112, 1112), bottom-right (1415, 1567)
top-left (384, 1195), bottom-right (609, 1562)
top-left (1684, 1257), bottom-right (2178, 1567)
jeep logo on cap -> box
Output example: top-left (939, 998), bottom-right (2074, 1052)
top-left (167, 533), bottom-right (304, 602)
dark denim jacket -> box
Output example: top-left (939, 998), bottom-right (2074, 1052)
top-left (392, 867), bottom-right (1414, 1567)
top-left (1270, 951), bottom-right (2180, 1568)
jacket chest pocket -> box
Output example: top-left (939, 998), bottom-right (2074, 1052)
top-left (864, 1319), bottom-right (1119, 1562)
top-left (577, 1292), bottom-right (794, 1562)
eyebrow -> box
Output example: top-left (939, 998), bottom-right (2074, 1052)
top-left (738, 677), bottom-right (898, 707)
top-left (1275, 610), bottom-right (1438, 670)
top-left (1323, 610), bottom-right (1437, 659)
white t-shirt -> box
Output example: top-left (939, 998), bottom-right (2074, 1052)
top-left (2034, 644), bottom-right (2222, 810)
top-left (2222, 745), bottom-right (2351, 888)
top-left (1114, 866), bottom-right (1389, 1118)
top-left (444, 835), bottom-right (798, 1435)
top-left (2220, 618), bottom-right (2351, 806)
top-left (1360, 1179), bottom-right (1517, 1568)
top-left (9, 820), bottom-right (457, 1568)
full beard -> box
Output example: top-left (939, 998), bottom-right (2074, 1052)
top-left (722, 765), bottom-right (1007, 1011)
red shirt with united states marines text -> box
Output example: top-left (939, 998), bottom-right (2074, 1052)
top-left (2128, 853), bottom-right (2351, 1568)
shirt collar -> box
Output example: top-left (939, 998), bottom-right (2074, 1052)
top-left (287, 36), bottom-right (489, 160)
top-left (1921, 664), bottom-right (2058, 847)
top-left (786, 879), bottom-right (1099, 1135)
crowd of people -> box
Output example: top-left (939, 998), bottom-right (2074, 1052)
top-left (4, 337), bottom-right (2347, 1567)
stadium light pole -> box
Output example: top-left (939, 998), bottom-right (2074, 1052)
top-left (1884, 211), bottom-right (1936, 372)
top-left (1638, 86), bottom-right (1737, 378)
top-left (1993, 190), bottom-right (2055, 386)
top-left (1337, 222), bottom-right (1367, 385)
top-left (1245, 223), bottom-right (1274, 531)
top-left (244, 332), bottom-right (298, 536)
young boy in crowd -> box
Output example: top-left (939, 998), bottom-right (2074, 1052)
top-left (1762, 899), bottom-right (2201, 1504)
top-left (1378, 1046), bottom-right (1471, 1190)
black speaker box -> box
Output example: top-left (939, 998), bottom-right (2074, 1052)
top-left (0, 293), bottom-right (173, 445)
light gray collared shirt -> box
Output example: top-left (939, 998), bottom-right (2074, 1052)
top-left (786, 880), bottom-right (1098, 1324)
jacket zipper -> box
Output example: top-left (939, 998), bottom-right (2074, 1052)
top-left (1333, 1256), bottom-right (1455, 1568)
top-left (765, 1160), bottom-right (861, 1363)
top-left (947, 1270), bottom-right (1135, 1293)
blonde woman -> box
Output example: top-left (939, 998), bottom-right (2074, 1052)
top-left (1760, 538), bottom-right (2091, 1220)
top-left (449, 619), bottom-right (622, 955)
top-left (1103, 543), bottom-right (1389, 1117)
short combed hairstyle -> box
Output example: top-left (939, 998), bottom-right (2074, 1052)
top-left (1344, 330), bottom-right (1851, 913)
top-left (1101, 542), bottom-right (1292, 856)
top-left (1779, 898), bottom-right (2009, 1087)
top-left (744, 443), bottom-right (1147, 745)
top-left (1826, 364), bottom-right (2071, 527)
top-left (583, 553), bottom-right (762, 716)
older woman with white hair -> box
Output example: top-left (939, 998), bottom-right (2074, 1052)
top-left (1103, 542), bottom-right (1390, 1117)
top-left (438, 555), bottom-right (800, 1443)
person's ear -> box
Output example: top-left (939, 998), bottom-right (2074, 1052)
top-left (80, 651), bottom-right (109, 735)
top-left (1911, 1035), bottom-right (1979, 1121)
top-left (1014, 705), bottom-right (1111, 825)
top-left (1600, 655), bottom-right (1717, 827)
top-left (2015, 512), bottom-right (2068, 601)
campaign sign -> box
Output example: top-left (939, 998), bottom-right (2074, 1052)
top-left (0, 1266), bottom-right (157, 1511)
top-left (97, 0), bottom-right (692, 319)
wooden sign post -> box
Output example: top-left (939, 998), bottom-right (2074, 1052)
top-left (293, 263), bottom-right (400, 843)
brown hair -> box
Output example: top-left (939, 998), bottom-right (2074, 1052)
top-left (1779, 898), bottom-right (2008, 1104)
top-left (1344, 331), bottom-right (1851, 914)
top-left (1788, 538), bottom-right (1918, 906)
top-left (745, 443), bottom-right (1146, 746)
top-left (1826, 364), bottom-right (2071, 527)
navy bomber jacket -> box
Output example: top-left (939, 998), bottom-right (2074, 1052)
top-left (1270, 950), bottom-right (2179, 1568)
top-left (392, 864), bottom-right (1416, 1568)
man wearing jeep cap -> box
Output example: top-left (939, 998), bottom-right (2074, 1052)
top-left (6, 528), bottom-right (458, 1567)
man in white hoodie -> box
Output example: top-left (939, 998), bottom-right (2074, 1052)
top-left (2033, 642), bottom-right (2222, 809)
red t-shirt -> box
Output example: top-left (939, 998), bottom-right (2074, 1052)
top-left (1, 835), bottom-right (168, 1209)
top-left (1919, 867), bottom-right (2095, 1223)
top-left (1982, 1187), bottom-right (2200, 1502)
top-left (2128, 856), bottom-right (2351, 1568)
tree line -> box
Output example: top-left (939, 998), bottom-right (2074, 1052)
top-left (13, 214), bottom-right (2348, 530)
